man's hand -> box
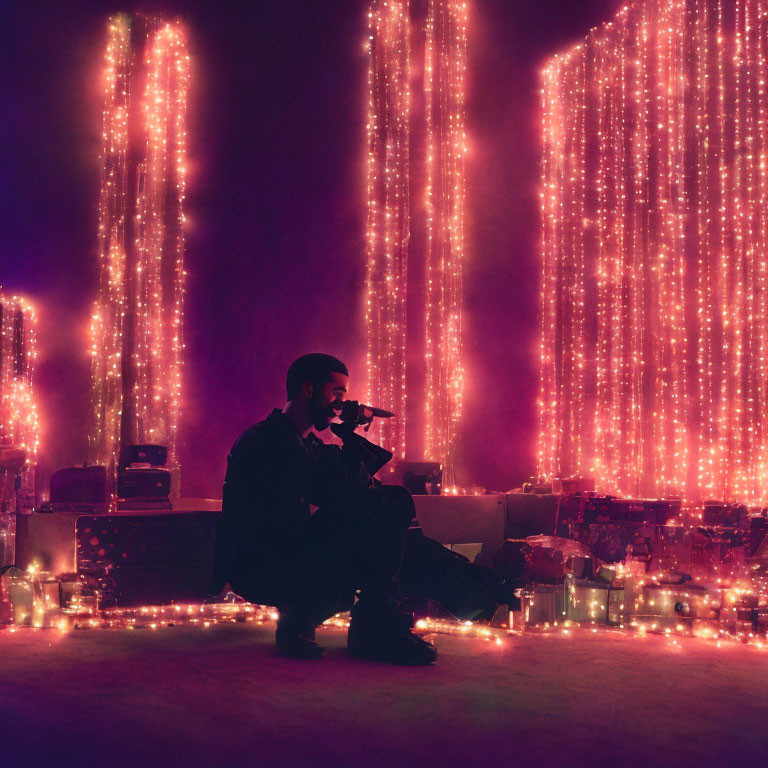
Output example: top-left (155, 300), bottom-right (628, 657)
top-left (330, 420), bottom-right (359, 441)
top-left (329, 401), bottom-right (374, 439)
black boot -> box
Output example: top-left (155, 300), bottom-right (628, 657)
top-left (275, 614), bottom-right (325, 660)
top-left (347, 603), bottom-right (437, 665)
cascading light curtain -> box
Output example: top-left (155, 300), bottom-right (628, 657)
top-left (90, 15), bottom-right (130, 476)
top-left (423, 0), bottom-right (468, 481)
top-left (133, 23), bottom-right (189, 474)
top-left (0, 294), bottom-right (39, 466)
top-left (539, 0), bottom-right (768, 502)
top-left (364, 0), bottom-right (467, 474)
top-left (364, 0), bottom-right (411, 460)
top-left (90, 15), bottom-right (189, 485)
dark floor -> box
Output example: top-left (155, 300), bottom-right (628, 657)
top-left (1, 623), bottom-right (767, 768)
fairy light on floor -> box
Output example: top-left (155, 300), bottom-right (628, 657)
top-left (89, 15), bottom-right (189, 490)
top-left (3, 527), bottom-right (768, 653)
top-left (538, 0), bottom-right (768, 502)
top-left (0, 576), bottom-right (507, 646)
top-left (364, 0), bottom-right (411, 459)
top-left (4, 580), bottom-right (768, 654)
top-left (423, 0), bottom-right (468, 482)
top-left (0, 293), bottom-right (40, 467)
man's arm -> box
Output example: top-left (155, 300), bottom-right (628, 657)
top-left (331, 426), bottom-right (393, 478)
top-left (210, 421), bottom-right (391, 592)
top-left (327, 402), bottom-right (394, 478)
top-left (224, 426), bottom-right (368, 537)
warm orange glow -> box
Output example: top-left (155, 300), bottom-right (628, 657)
top-left (90, 14), bottom-right (130, 477)
top-left (364, 0), bottom-right (411, 459)
top-left (0, 294), bottom-right (39, 465)
top-left (538, 0), bottom-right (768, 502)
top-left (423, 0), bottom-right (468, 481)
top-left (364, 1), bottom-right (468, 469)
top-left (134, 22), bottom-right (189, 486)
top-left (90, 16), bottom-right (189, 488)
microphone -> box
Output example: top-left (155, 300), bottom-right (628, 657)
top-left (330, 400), bottom-right (394, 423)
top-left (358, 404), bottom-right (395, 418)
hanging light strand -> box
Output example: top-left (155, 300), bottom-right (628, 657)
top-left (364, 0), bottom-right (411, 460)
top-left (89, 15), bottom-right (131, 472)
top-left (539, 0), bottom-right (768, 502)
top-left (89, 16), bottom-right (189, 491)
top-left (133, 22), bottom-right (189, 487)
top-left (537, 58), bottom-right (562, 480)
top-left (423, 0), bottom-right (469, 480)
top-left (0, 294), bottom-right (39, 464)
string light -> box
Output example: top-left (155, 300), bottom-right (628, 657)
top-left (364, 1), bottom-right (468, 468)
top-left (5, 564), bottom-right (768, 653)
top-left (538, 0), bottom-right (768, 502)
top-left (134, 22), bottom-right (189, 491)
top-left (423, 0), bottom-right (468, 482)
top-left (364, 0), bottom-right (411, 459)
top-left (0, 294), bottom-right (40, 468)
top-left (90, 14), bottom-right (130, 479)
top-left (0, 573), bottom-right (507, 646)
top-left (90, 16), bottom-right (189, 491)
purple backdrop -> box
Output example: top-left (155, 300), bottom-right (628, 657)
top-left (1, 0), bottom-right (617, 498)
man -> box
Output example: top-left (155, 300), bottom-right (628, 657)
top-left (208, 353), bottom-right (437, 664)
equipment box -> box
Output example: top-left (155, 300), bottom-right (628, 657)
top-left (522, 583), bottom-right (567, 625)
top-left (15, 509), bottom-right (220, 607)
top-left (565, 576), bottom-right (610, 624)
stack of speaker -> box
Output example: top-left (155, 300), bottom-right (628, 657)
top-left (117, 444), bottom-right (172, 510)
top-left (19, 445), bottom-right (216, 606)
top-left (44, 465), bottom-right (109, 514)
top-left (41, 444), bottom-right (172, 512)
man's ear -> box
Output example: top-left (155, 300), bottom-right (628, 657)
top-left (302, 380), bottom-right (313, 398)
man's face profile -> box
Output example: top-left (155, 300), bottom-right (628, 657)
top-left (307, 371), bottom-right (349, 431)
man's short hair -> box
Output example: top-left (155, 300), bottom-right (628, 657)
top-left (286, 353), bottom-right (348, 400)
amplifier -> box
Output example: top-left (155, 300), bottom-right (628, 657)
top-left (50, 466), bottom-right (109, 504)
top-left (117, 468), bottom-right (171, 499)
top-left (118, 444), bottom-right (168, 470)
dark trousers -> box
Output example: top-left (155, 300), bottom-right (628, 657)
top-left (231, 484), bottom-right (415, 626)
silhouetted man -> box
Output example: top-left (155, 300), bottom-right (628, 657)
top-left (208, 353), bottom-right (436, 664)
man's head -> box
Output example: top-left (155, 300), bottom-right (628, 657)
top-left (285, 353), bottom-right (349, 431)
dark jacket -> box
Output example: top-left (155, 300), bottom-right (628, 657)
top-left (208, 408), bottom-right (393, 599)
